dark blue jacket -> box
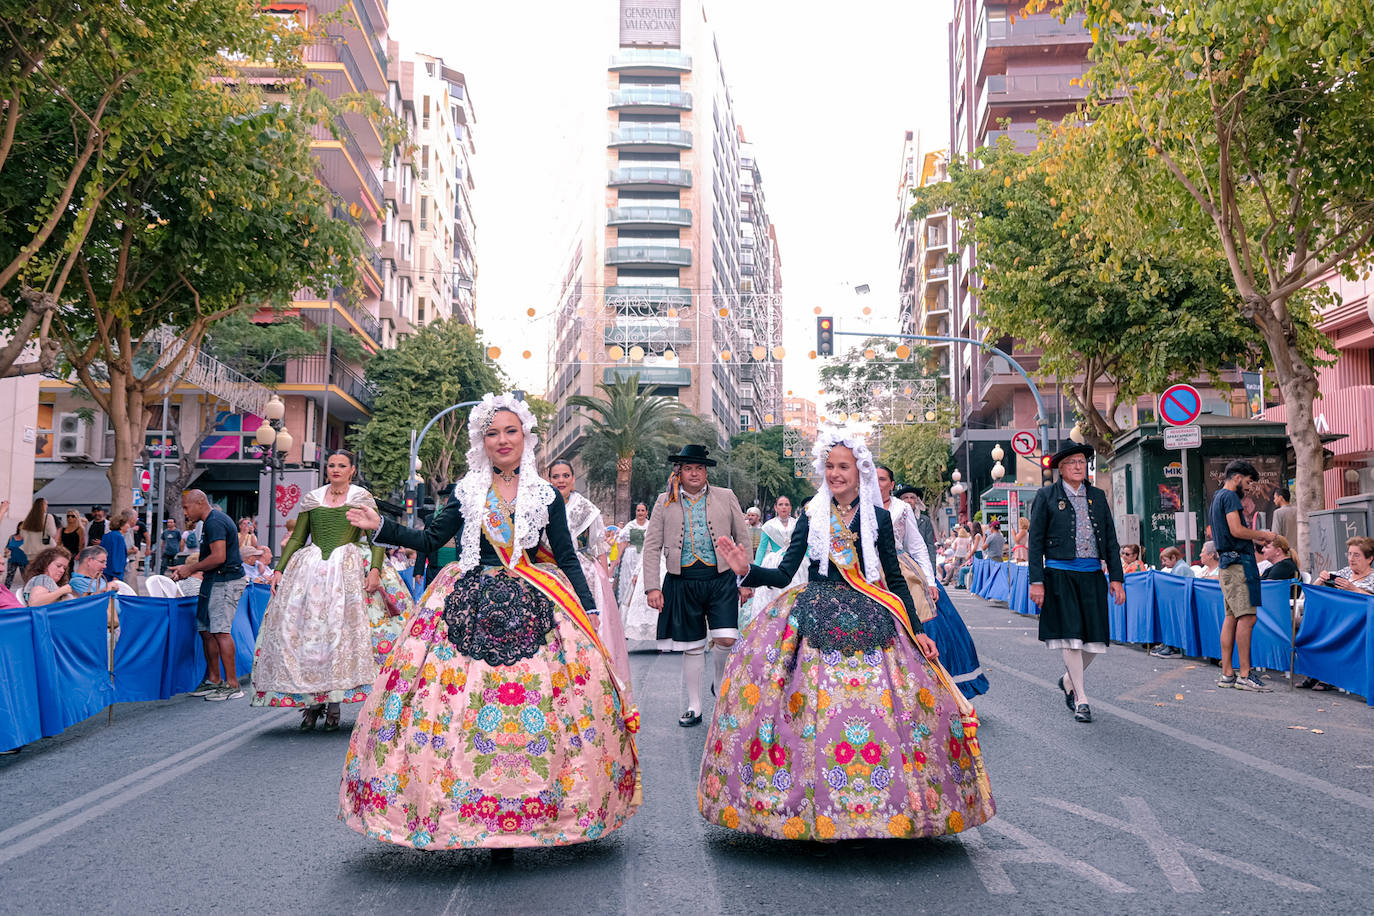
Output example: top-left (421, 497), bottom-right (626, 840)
top-left (1027, 479), bottom-right (1123, 585)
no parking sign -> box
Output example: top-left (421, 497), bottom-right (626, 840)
top-left (1158, 384), bottom-right (1202, 427)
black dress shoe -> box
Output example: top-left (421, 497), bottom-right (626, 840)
top-left (1058, 675), bottom-right (1074, 711)
top-left (1074, 703), bottom-right (1093, 723)
top-left (679, 710), bottom-right (703, 727)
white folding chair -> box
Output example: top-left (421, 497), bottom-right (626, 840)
top-left (144, 575), bottom-right (179, 598)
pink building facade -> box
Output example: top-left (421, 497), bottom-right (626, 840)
top-left (1262, 273), bottom-right (1374, 506)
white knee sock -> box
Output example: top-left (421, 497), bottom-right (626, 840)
top-left (683, 646), bottom-right (704, 714)
top-left (712, 642), bottom-right (730, 694)
top-left (1062, 647), bottom-right (1088, 706)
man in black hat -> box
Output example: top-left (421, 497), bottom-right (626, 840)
top-left (642, 444), bottom-right (752, 726)
top-left (1027, 443), bottom-right (1124, 723)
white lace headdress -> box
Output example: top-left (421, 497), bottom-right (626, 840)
top-left (453, 392), bottom-right (554, 575)
top-left (806, 429), bottom-right (882, 582)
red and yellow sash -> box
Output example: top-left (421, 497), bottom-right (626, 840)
top-left (490, 538), bottom-right (641, 750)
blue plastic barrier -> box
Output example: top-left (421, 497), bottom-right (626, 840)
top-left (1295, 586), bottom-right (1374, 705)
top-left (0, 583), bottom-right (275, 750)
top-left (975, 563), bottom-right (1372, 701)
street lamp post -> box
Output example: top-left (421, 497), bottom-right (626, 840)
top-left (255, 396), bottom-right (293, 555)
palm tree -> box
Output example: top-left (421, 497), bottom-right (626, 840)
top-left (568, 374), bottom-right (692, 522)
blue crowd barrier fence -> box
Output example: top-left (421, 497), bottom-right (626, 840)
top-left (0, 583), bottom-right (272, 751)
top-left (967, 558), bottom-right (1373, 706)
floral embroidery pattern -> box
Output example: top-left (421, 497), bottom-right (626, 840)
top-left (341, 562), bottom-right (639, 849)
top-left (699, 581), bottom-right (994, 842)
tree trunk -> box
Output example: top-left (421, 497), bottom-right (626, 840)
top-left (615, 454), bottom-right (634, 524)
top-left (104, 374), bottom-right (149, 520)
top-left (1262, 321), bottom-right (1325, 569)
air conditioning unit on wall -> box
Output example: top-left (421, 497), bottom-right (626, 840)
top-left (55, 413), bottom-right (90, 459)
top-left (301, 440), bottom-right (320, 466)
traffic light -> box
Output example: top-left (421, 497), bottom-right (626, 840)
top-left (1040, 453), bottom-right (1053, 484)
top-left (816, 315), bottom-right (834, 356)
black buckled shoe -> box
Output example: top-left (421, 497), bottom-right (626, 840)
top-left (1058, 675), bottom-right (1075, 711)
top-left (678, 709), bottom-right (702, 727)
top-left (1074, 703), bottom-right (1093, 723)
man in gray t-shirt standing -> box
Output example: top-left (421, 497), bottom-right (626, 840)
top-left (985, 520), bottom-right (1007, 562)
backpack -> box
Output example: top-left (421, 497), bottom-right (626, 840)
top-left (184, 530), bottom-right (199, 551)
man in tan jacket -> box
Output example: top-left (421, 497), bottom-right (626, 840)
top-left (643, 444), bottom-right (752, 726)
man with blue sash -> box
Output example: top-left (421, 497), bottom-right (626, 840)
top-left (1028, 443), bottom-right (1125, 723)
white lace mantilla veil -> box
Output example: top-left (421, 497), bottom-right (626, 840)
top-left (805, 429), bottom-right (883, 582)
top-left (452, 393), bottom-right (554, 576)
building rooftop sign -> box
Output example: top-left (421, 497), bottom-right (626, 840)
top-left (620, 0), bottom-right (681, 47)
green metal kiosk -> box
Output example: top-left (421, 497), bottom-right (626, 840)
top-left (1106, 415), bottom-right (1297, 564)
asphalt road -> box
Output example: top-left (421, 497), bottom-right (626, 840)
top-left (3, 590), bottom-right (1372, 915)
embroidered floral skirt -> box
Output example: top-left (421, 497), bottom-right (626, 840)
top-left (698, 580), bottom-right (995, 842)
top-left (250, 544), bottom-right (411, 707)
top-left (340, 562), bottom-right (640, 849)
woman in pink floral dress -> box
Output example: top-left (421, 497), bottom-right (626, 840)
top-left (342, 394), bottom-right (640, 854)
top-left (704, 431), bottom-right (995, 842)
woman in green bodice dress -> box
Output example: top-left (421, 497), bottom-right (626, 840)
top-left (250, 449), bottom-right (413, 730)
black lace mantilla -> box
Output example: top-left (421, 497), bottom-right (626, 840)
top-left (443, 569), bottom-right (556, 666)
top-left (792, 580), bottom-right (897, 653)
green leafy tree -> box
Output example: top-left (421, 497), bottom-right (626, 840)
top-left (47, 94), bottom-right (362, 518)
top-left (877, 404), bottom-right (958, 502)
top-left (567, 374), bottom-right (692, 522)
top-left (911, 137), bottom-right (1254, 457)
top-left (357, 319), bottom-right (506, 496)
top-left (724, 425), bottom-right (816, 513)
top-left (0, 1), bottom-right (306, 377)
top-left (1037, 0), bottom-right (1374, 558)
top-left (818, 337), bottom-right (932, 421)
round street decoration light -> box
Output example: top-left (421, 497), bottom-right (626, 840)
top-left (608, 345), bottom-right (625, 360)
top-left (772, 345), bottom-right (785, 360)
top-left (628, 345), bottom-right (645, 361)
top-left (752, 345), bottom-right (766, 360)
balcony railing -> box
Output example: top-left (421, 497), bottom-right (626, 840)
top-left (608, 167), bottom-right (692, 188)
top-left (311, 120), bottom-right (383, 207)
top-left (298, 290), bottom-right (383, 346)
top-left (288, 354), bottom-right (377, 410)
top-left (983, 72), bottom-right (1089, 104)
top-left (608, 126), bottom-right (693, 149)
top-left (608, 88), bottom-right (692, 110)
top-left (987, 12), bottom-right (1090, 44)
top-left (609, 49), bottom-right (692, 71)
top-left (304, 39), bottom-right (365, 94)
top-left (603, 366), bottom-right (691, 387)
top-left (606, 245), bottom-right (692, 267)
top-left (605, 285), bottom-right (692, 307)
top-left (607, 206), bottom-right (692, 228)
top-left (344, 0), bottom-right (388, 75)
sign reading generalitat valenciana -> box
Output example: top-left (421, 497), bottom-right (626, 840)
top-left (620, 0), bottom-right (681, 46)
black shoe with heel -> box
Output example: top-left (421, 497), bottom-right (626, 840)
top-left (678, 710), bottom-right (702, 727)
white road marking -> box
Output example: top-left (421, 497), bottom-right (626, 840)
top-left (1039, 797), bottom-right (1320, 893)
top-left (1119, 797), bottom-right (1202, 893)
top-left (1218, 795), bottom-right (1374, 870)
top-left (0, 711), bottom-right (290, 865)
top-left (959, 819), bottom-right (1136, 894)
top-left (985, 658), bottom-right (1374, 814)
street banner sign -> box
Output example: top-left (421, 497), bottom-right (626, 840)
top-left (1011, 430), bottom-right (1038, 456)
top-left (1159, 384), bottom-right (1202, 427)
top-left (1163, 425), bottom-right (1201, 449)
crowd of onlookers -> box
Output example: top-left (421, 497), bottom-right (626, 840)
top-left (1, 497), bottom-right (285, 609)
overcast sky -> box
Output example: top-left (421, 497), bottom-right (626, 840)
top-left (388, 0), bottom-right (952, 404)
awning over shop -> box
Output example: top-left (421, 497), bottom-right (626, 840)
top-left (33, 465), bottom-right (112, 513)
top-left (190, 463), bottom-right (264, 494)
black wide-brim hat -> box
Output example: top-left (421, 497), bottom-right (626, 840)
top-left (1049, 442), bottom-right (1095, 469)
top-left (668, 444), bottom-right (716, 467)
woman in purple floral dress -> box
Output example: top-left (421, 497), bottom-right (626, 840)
top-left (705, 431), bottom-right (995, 842)
top-left (341, 394), bottom-right (640, 854)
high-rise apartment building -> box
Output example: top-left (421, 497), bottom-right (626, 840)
top-left (399, 54), bottom-right (478, 328)
top-left (544, 0), bottom-right (783, 464)
top-left (275, 0), bottom-right (395, 460)
top-left (895, 133), bottom-right (953, 397)
top-left (782, 396), bottom-right (818, 442)
top-left (947, 0), bottom-right (1091, 437)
